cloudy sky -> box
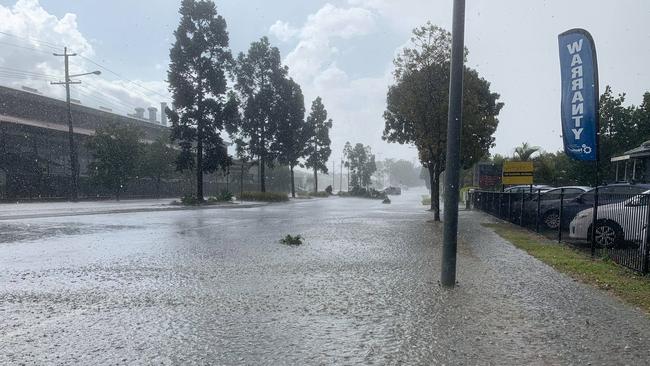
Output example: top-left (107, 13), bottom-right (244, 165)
top-left (1, 0), bottom-right (649, 165)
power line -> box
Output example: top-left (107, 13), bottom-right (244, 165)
top-left (0, 40), bottom-right (53, 55)
top-left (76, 54), bottom-right (169, 100)
top-left (0, 29), bottom-right (169, 102)
top-left (0, 30), bottom-right (61, 49)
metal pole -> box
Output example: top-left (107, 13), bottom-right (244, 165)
top-left (520, 190), bottom-right (525, 226)
top-left (558, 188), bottom-right (564, 243)
top-left (642, 195), bottom-right (650, 274)
top-left (536, 189), bottom-right (541, 232)
top-left (440, 0), bottom-right (466, 288)
top-left (590, 187), bottom-right (599, 256)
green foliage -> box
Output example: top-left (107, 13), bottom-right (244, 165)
top-left (421, 195), bottom-right (431, 206)
top-left (208, 190), bottom-right (233, 202)
top-left (324, 185), bottom-right (333, 195)
top-left (309, 191), bottom-right (329, 197)
top-left (86, 124), bottom-right (143, 199)
top-left (273, 77), bottom-right (309, 197)
top-left (347, 186), bottom-right (387, 200)
top-left (513, 142), bottom-right (540, 161)
top-left (167, 0), bottom-right (239, 201)
top-left (383, 23), bottom-right (503, 219)
top-left (181, 194), bottom-right (200, 205)
top-left (280, 234), bottom-right (303, 246)
top-left (345, 142), bottom-right (377, 190)
top-left (304, 97), bottom-right (333, 192)
top-left (382, 197), bottom-right (391, 204)
top-left (238, 191), bottom-right (289, 202)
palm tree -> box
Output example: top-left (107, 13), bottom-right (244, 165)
top-left (513, 142), bottom-right (540, 161)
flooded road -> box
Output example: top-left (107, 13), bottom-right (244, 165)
top-left (1, 189), bottom-right (650, 365)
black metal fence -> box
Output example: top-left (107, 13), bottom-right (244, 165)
top-left (471, 189), bottom-right (650, 274)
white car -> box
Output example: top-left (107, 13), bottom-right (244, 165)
top-left (569, 191), bottom-right (649, 248)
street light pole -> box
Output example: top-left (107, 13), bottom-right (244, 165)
top-left (52, 47), bottom-right (101, 202)
top-left (441, 0), bottom-right (466, 288)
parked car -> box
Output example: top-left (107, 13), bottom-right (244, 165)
top-left (502, 185), bottom-right (554, 222)
top-left (521, 186), bottom-right (591, 226)
top-left (383, 186), bottom-right (402, 195)
top-left (569, 190), bottom-right (649, 248)
top-left (503, 185), bottom-right (554, 193)
top-left (537, 183), bottom-right (650, 230)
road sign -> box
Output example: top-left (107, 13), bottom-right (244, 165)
top-left (502, 161), bottom-right (533, 185)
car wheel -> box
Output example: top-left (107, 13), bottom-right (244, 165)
top-left (542, 210), bottom-right (560, 229)
top-left (592, 221), bottom-right (624, 249)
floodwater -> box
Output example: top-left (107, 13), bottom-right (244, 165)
top-left (1, 189), bottom-right (650, 364)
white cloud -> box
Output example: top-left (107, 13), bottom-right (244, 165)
top-left (269, 20), bottom-right (298, 42)
top-left (0, 0), bottom-right (169, 117)
top-left (271, 3), bottom-right (416, 162)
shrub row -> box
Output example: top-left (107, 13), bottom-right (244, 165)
top-left (238, 191), bottom-right (289, 202)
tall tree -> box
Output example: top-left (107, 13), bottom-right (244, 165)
top-left (347, 143), bottom-right (376, 190)
top-left (304, 97), bottom-right (332, 193)
top-left (167, 0), bottom-right (239, 201)
top-left (273, 77), bottom-right (309, 198)
top-left (235, 37), bottom-right (287, 192)
top-left (383, 23), bottom-right (502, 220)
top-left (86, 124), bottom-right (143, 200)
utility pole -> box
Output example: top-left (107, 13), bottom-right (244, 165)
top-left (52, 47), bottom-right (80, 201)
top-left (441, 0), bottom-right (466, 288)
top-left (52, 47), bottom-right (100, 202)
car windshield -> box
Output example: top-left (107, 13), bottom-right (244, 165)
top-left (2, 1), bottom-right (650, 364)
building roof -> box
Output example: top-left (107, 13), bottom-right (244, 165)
top-left (611, 140), bottom-right (650, 162)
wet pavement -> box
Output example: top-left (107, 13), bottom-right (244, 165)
top-left (1, 188), bottom-right (650, 365)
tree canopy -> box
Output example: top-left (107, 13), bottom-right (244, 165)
top-left (234, 36), bottom-right (288, 192)
top-left (304, 97), bottom-right (333, 192)
top-left (382, 23), bottom-right (503, 219)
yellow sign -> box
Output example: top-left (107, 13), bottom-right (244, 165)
top-left (502, 161), bottom-right (534, 185)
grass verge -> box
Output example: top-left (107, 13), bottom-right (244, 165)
top-left (483, 223), bottom-right (650, 314)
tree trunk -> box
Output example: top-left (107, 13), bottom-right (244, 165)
top-left (196, 124), bottom-right (204, 201)
top-left (155, 175), bottom-right (161, 199)
top-left (427, 164), bottom-right (435, 210)
top-left (260, 155), bottom-right (266, 193)
top-left (313, 168), bottom-right (318, 193)
top-left (432, 161), bottom-right (441, 221)
top-left (290, 165), bottom-right (295, 198)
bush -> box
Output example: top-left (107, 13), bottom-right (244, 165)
top-left (382, 197), bottom-right (391, 204)
top-left (346, 186), bottom-right (387, 200)
top-left (325, 185), bottom-right (333, 195)
top-left (181, 194), bottom-right (200, 205)
top-left (208, 190), bottom-right (233, 203)
top-left (238, 191), bottom-right (289, 202)
top-left (421, 195), bottom-right (431, 206)
top-left (280, 234), bottom-right (303, 245)
top-left (309, 191), bottom-right (329, 197)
